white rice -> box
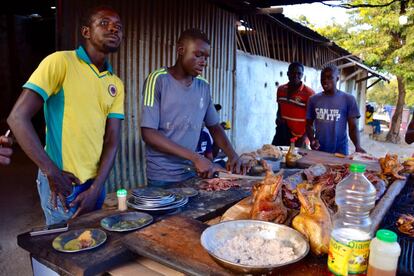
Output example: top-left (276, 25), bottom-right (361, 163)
top-left (215, 234), bottom-right (297, 266)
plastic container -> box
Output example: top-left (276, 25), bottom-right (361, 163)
top-left (117, 189), bottom-right (128, 211)
top-left (327, 163), bottom-right (377, 276)
top-left (367, 229), bottom-right (401, 276)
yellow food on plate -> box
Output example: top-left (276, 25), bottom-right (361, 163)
top-left (64, 230), bottom-right (95, 250)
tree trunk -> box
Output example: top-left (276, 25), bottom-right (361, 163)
top-left (386, 76), bottom-right (406, 143)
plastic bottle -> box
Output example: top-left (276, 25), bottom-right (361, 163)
top-left (286, 137), bottom-right (298, 167)
top-left (327, 163), bottom-right (377, 276)
top-left (117, 189), bottom-right (128, 211)
top-left (367, 229), bottom-right (401, 276)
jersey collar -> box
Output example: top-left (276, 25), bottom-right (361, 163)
top-left (75, 45), bottom-right (113, 76)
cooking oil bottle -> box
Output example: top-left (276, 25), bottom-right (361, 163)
top-left (327, 163), bottom-right (377, 275)
top-left (285, 137), bottom-right (298, 168)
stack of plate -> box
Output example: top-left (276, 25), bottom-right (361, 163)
top-left (127, 188), bottom-right (188, 212)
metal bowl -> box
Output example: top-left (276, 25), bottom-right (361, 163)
top-left (200, 220), bottom-right (309, 274)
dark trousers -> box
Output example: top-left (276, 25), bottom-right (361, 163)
top-left (368, 120), bottom-right (381, 134)
top-left (271, 123), bottom-right (305, 147)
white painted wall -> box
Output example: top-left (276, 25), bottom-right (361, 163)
top-left (233, 51), bottom-right (322, 153)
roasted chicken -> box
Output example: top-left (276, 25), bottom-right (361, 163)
top-left (396, 214), bottom-right (414, 237)
top-left (379, 154), bottom-right (405, 182)
top-left (402, 158), bottom-right (414, 174)
top-left (250, 167), bottom-right (287, 224)
top-left (240, 152), bottom-right (259, 168)
top-left (292, 182), bottom-right (332, 256)
top-left (239, 144), bottom-right (283, 169)
top-left (256, 144), bottom-right (282, 159)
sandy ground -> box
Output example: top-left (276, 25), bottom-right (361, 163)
top-left (1, 131), bottom-right (413, 276)
top-left (351, 127), bottom-right (414, 159)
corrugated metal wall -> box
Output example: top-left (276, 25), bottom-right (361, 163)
top-left (236, 14), bottom-right (345, 69)
top-left (58, 0), bottom-right (236, 192)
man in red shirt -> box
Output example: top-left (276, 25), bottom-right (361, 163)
top-left (272, 62), bottom-right (315, 147)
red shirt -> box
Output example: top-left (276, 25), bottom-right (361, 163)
top-left (277, 83), bottom-right (315, 137)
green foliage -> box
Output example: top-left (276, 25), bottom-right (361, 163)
top-left (297, 15), bottom-right (314, 28)
top-left (367, 79), bottom-right (414, 108)
top-left (315, 0), bottom-right (414, 81)
top-left (366, 79), bottom-right (398, 106)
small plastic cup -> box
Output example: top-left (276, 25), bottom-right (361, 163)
top-left (117, 189), bottom-right (128, 211)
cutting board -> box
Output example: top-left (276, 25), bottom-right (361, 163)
top-left (122, 215), bottom-right (232, 276)
top-left (296, 149), bottom-right (380, 171)
top-left (123, 215), bottom-right (330, 275)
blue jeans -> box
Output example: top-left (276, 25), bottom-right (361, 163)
top-left (368, 120), bottom-right (381, 134)
top-left (36, 170), bottom-right (105, 225)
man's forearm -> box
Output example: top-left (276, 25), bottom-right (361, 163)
top-left (141, 128), bottom-right (199, 162)
top-left (306, 120), bottom-right (315, 143)
top-left (91, 119), bottom-right (122, 191)
top-left (208, 125), bottom-right (238, 159)
top-left (349, 121), bottom-right (362, 149)
top-left (91, 139), bottom-right (119, 191)
top-left (7, 114), bottom-right (57, 174)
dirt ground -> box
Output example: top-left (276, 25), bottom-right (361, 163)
top-left (1, 131), bottom-right (413, 275)
top-left (351, 129), bottom-right (414, 158)
top-left (0, 148), bottom-right (42, 276)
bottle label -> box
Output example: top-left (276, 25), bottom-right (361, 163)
top-left (328, 238), bottom-right (352, 276)
top-left (348, 239), bottom-right (371, 274)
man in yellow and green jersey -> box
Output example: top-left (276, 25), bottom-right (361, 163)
top-left (8, 6), bottom-right (124, 225)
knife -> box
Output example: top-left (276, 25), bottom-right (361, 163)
top-left (213, 171), bottom-right (264, 180)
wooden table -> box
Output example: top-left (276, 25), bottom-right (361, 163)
top-left (123, 215), bottom-right (329, 276)
top-left (18, 172), bottom-right (410, 276)
top-left (17, 177), bottom-right (255, 276)
top-left (296, 148), bottom-right (380, 171)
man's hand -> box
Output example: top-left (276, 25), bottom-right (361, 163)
top-left (193, 155), bottom-right (226, 178)
top-left (70, 187), bottom-right (100, 218)
top-left (310, 139), bottom-right (320, 150)
top-left (46, 168), bottom-right (80, 211)
top-left (226, 155), bottom-right (249, 175)
top-left (0, 135), bottom-right (13, 165)
top-left (355, 147), bottom-right (367, 153)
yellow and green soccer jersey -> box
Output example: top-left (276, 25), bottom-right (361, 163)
top-left (23, 46), bottom-right (124, 183)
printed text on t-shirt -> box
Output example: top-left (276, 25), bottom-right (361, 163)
top-left (315, 108), bottom-right (341, 121)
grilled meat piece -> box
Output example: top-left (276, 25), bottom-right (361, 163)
top-left (396, 214), bottom-right (414, 237)
top-left (379, 154), bottom-right (405, 182)
top-left (402, 159), bottom-right (414, 174)
top-left (199, 178), bottom-right (241, 191)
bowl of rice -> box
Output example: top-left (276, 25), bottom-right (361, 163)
top-left (200, 220), bottom-right (309, 274)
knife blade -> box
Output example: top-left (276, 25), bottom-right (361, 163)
top-left (213, 171), bottom-right (264, 180)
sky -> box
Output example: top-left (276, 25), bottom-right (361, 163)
top-left (279, 1), bottom-right (350, 27)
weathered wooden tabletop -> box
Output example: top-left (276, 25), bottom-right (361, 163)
top-left (296, 149), bottom-right (381, 171)
top-left (17, 177), bottom-right (256, 276)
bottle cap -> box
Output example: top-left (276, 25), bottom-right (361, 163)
top-left (350, 163), bottom-right (366, 173)
top-left (117, 189), bottom-right (127, 197)
top-left (376, 229), bottom-right (398, 243)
